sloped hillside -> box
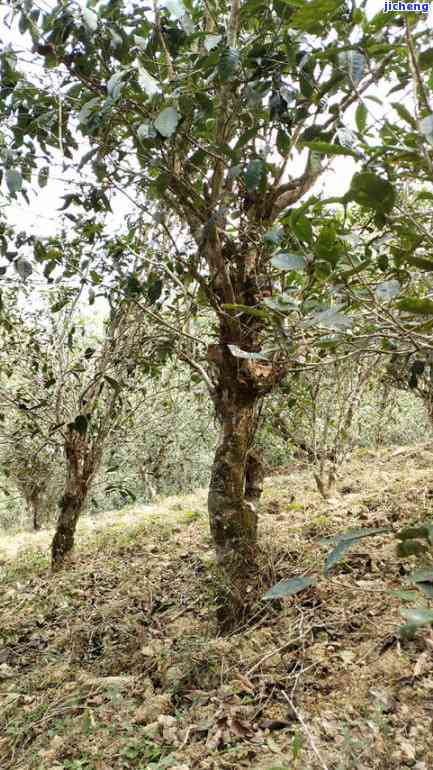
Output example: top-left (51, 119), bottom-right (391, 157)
top-left (1, 446), bottom-right (433, 770)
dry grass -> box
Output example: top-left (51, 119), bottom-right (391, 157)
top-left (0, 489), bottom-right (209, 562)
top-left (1, 446), bottom-right (433, 770)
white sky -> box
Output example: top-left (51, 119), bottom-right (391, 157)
top-left (1, 0), bottom-right (432, 237)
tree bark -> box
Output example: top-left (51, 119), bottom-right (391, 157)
top-left (51, 434), bottom-right (98, 572)
top-left (51, 488), bottom-right (86, 571)
top-left (30, 494), bottom-right (41, 531)
top-left (208, 395), bottom-right (260, 632)
top-left (245, 448), bottom-right (265, 502)
top-left (208, 399), bottom-right (259, 567)
top-left (207, 342), bottom-right (283, 631)
top-left (22, 484), bottom-right (43, 531)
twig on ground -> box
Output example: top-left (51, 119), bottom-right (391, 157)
top-left (282, 690), bottom-right (330, 770)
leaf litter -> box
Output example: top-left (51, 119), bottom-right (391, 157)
top-left (1, 446), bottom-right (433, 768)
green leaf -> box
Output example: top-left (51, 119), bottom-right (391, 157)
top-left (388, 590), bottom-right (421, 602)
top-left (137, 67), bottom-right (160, 96)
top-left (234, 128), bottom-right (257, 152)
top-left (218, 47), bottom-right (240, 80)
top-left (420, 114), bottom-right (433, 146)
top-left (339, 50), bottom-right (365, 85)
top-left (165, 0), bottom-right (186, 19)
top-left (320, 527), bottom-right (391, 545)
top-left (245, 159), bottom-right (266, 192)
top-left (78, 148), bottom-right (99, 170)
top-left (228, 344), bottom-right (270, 360)
top-left (262, 575), bottom-right (317, 600)
top-left (133, 35), bottom-right (148, 49)
top-left (264, 226), bottom-right (283, 244)
top-left (397, 526), bottom-right (432, 542)
top-left (365, 95), bottom-right (382, 106)
top-left (43, 261), bottom-right (56, 279)
top-left (147, 277), bottom-right (163, 303)
top-left (290, 0), bottom-right (343, 33)
top-left (347, 172), bottom-right (396, 214)
top-left (263, 296), bottom-right (298, 313)
top-left (204, 34), bottom-right (222, 51)
top-left (271, 252), bottom-right (305, 271)
top-left (419, 47), bottom-right (433, 69)
top-left (303, 140), bottom-right (359, 158)
top-left (6, 168), bottom-right (23, 195)
top-left (126, 274), bottom-right (142, 296)
top-left (222, 304), bottom-right (268, 318)
top-left (154, 107), bottom-right (180, 138)
top-left (410, 568), bottom-right (433, 584)
top-left (73, 415), bottom-right (88, 435)
top-left (392, 102), bottom-right (417, 129)
top-left (104, 375), bottom-right (121, 392)
top-left (14, 258), bottom-right (32, 280)
top-left (107, 70), bottom-right (126, 100)
top-left (137, 122), bottom-right (157, 141)
top-left (355, 102), bottom-right (367, 133)
top-left (82, 7), bottom-right (98, 31)
top-left (309, 150), bottom-right (322, 174)
top-left (51, 298), bottom-right (69, 312)
top-left (405, 256), bottom-right (433, 271)
top-left (78, 97), bottom-right (102, 126)
top-left (397, 540), bottom-right (428, 557)
top-left (397, 297), bottom-right (433, 315)
top-left (324, 539), bottom-right (356, 574)
top-left (398, 623), bottom-right (420, 640)
top-left (290, 211), bottom-right (313, 243)
top-left (400, 607), bottom-right (433, 626)
top-left (277, 128), bottom-right (291, 156)
top-left (309, 307), bottom-right (352, 330)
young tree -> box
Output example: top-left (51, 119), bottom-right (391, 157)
top-left (0, 438), bottom-right (61, 530)
top-left (0, 292), bottom-right (154, 569)
top-left (268, 354), bottom-right (380, 498)
top-left (386, 351), bottom-right (433, 428)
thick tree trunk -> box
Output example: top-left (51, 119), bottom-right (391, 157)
top-left (208, 399), bottom-right (259, 568)
top-left (208, 394), bottom-right (261, 632)
top-left (51, 435), bottom-right (96, 572)
top-left (207, 341), bottom-right (283, 631)
top-left (51, 488), bottom-right (86, 571)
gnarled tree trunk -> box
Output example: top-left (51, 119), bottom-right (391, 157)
top-left (208, 395), bottom-right (259, 567)
top-left (51, 433), bottom-right (100, 572)
top-left (207, 341), bottom-right (283, 630)
top-left (51, 487), bottom-right (87, 571)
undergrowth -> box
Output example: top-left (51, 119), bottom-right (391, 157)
top-left (1, 447), bottom-right (433, 770)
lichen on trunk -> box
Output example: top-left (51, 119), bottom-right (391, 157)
top-left (51, 432), bottom-right (101, 572)
top-left (51, 490), bottom-right (86, 571)
top-left (208, 396), bottom-right (259, 567)
top-left (245, 448), bottom-right (265, 502)
top-left (208, 397), bottom-right (260, 632)
top-left (207, 338), bottom-right (284, 630)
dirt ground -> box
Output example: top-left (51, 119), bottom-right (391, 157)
top-left (1, 445), bottom-right (433, 770)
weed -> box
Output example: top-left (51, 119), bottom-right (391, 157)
top-left (179, 509), bottom-right (203, 524)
